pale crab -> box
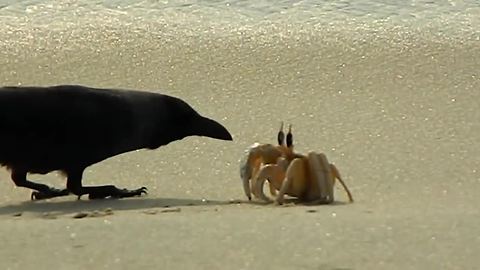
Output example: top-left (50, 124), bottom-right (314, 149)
top-left (240, 123), bottom-right (353, 204)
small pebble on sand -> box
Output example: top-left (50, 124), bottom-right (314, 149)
top-left (143, 209), bottom-right (158, 215)
top-left (73, 212), bottom-right (89, 219)
top-left (160, 207), bottom-right (181, 213)
top-left (42, 212), bottom-right (57, 219)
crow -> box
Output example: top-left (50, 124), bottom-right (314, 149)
top-left (0, 85), bottom-right (233, 200)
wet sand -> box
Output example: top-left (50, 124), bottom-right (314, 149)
top-left (0, 16), bottom-right (479, 270)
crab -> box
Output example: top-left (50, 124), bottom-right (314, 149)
top-left (239, 123), bottom-right (353, 204)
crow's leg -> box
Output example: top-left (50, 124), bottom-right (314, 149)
top-left (66, 169), bottom-right (147, 200)
top-left (11, 169), bottom-right (70, 200)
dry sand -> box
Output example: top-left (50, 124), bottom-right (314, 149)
top-left (0, 17), bottom-right (479, 270)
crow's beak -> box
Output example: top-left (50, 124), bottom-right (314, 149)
top-left (193, 115), bottom-right (233, 141)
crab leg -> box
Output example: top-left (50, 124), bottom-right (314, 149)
top-left (319, 153), bottom-right (335, 203)
top-left (308, 152), bottom-right (334, 203)
top-left (275, 158), bottom-right (307, 205)
top-left (330, 164), bottom-right (354, 202)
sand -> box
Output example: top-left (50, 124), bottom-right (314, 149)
top-left (0, 11), bottom-right (479, 270)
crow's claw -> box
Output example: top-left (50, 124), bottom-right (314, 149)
top-left (31, 188), bottom-right (70, 200)
top-left (88, 186), bottom-right (148, 200)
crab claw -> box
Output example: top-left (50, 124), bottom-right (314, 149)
top-left (254, 164), bottom-right (284, 202)
top-left (241, 169), bottom-right (252, 201)
top-left (239, 142), bottom-right (286, 202)
top-left (240, 145), bottom-right (255, 200)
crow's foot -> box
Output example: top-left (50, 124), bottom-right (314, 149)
top-left (86, 186), bottom-right (148, 200)
top-left (31, 188), bottom-right (70, 200)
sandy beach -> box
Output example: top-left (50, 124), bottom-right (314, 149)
top-left (1, 1), bottom-right (479, 269)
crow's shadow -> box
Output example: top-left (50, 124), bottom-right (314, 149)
top-left (0, 197), bottom-right (241, 216)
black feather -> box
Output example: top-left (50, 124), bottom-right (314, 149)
top-left (0, 85), bottom-right (232, 200)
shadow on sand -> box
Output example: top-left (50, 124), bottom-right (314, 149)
top-left (0, 197), bottom-right (243, 216)
top-left (0, 195), bottom-right (350, 216)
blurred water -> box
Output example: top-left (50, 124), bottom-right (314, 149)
top-left (0, 0), bottom-right (479, 23)
top-left (0, 0), bottom-right (479, 33)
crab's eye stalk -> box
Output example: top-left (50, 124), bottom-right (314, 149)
top-left (286, 124), bottom-right (293, 148)
top-left (277, 121), bottom-right (285, 146)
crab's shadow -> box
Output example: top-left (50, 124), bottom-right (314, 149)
top-left (0, 196), bottom-right (237, 216)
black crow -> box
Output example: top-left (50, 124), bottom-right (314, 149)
top-left (0, 85), bottom-right (233, 200)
